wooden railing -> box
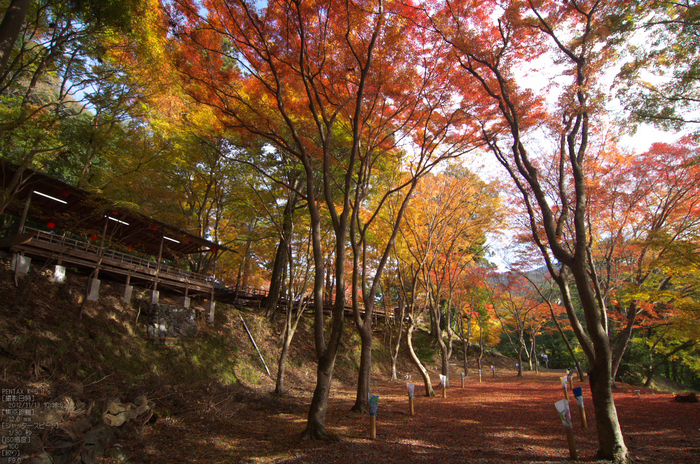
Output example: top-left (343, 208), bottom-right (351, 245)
top-left (21, 227), bottom-right (211, 284)
top-left (17, 227), bottom-right (396, 318)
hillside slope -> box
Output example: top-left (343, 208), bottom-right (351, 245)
top-left (0, 253), bottom-right (516, 463)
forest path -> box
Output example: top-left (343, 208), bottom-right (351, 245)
top-left (125, 370), bottom-right (699, 463)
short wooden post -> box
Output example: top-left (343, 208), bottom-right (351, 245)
top-left (407, 383), bottom-right (415, 416)
top-left (478, 369), bottom-right (482, 383)
top-left (565, 428), bottom-right (578, 460)
top-left (578, 404), bottom-right (587, 429)
top-left (573, 387), bottom-right (587, 429)
top-left (561, 376), bottom-right (569, 400)
top-left (369, 394), bottom-right (379, 439)
top-left (491, 365), bottom-right (495, 377)
top-left (555, 399), bottom-right (577, 460)
top-left (440, 374), bottom-right (447, 398)
top-left (461, 372), bottom-right (465, 388)
top-left (409, 396), bottom-right (415, 416)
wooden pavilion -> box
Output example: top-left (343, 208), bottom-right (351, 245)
top-left (1, 162), bottom-right (228, 316)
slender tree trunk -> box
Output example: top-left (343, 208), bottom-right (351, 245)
top-left (263, 195), bottom-right (296, 318)
top-left (276, 335), bottom-right (292, 395)
top-left (263, 239), bottom-right (287, 317)
top-left (517, 336), bottom-right (524, 377)
top-left (532, 333), bottom-right (538, 374)
top-left (389, 298), bottom-right (405, 382)
top-left (549, 303), bottom-right (585, 381)
top-left (462, 316), bottom-right (471, 376)
top-left (478, 317), bottom-right (484, 371)
top-left (276, 294), bottom-right (308, 395)
top-left (610, 307), bottom-right (637, 384)
top-left (437, 332), bottom-right (449, 384)
top-left (406, 322), bottom-right (435, 397)
top-left (352, 317), bottom-right (373, 412)
top-left (235, 218), bottom-right (257, 291)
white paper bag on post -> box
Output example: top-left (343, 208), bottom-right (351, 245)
top-left (555, 399), bottom-right (573, 429)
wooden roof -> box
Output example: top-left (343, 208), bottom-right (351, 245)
top-left (1, 162), bottom-right (228, 261)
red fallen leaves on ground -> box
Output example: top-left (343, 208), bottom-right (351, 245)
top-left (123, 371), bottom-right (699, 464)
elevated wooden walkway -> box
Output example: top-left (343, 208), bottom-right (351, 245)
top-left (216, 285), bottom-right (395, 320)
top-left (9, 227), bottom-right (215, 296)
top-left (5, 228), bottom-right (395, 320)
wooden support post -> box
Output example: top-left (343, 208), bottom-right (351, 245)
top-left (209, 255), bottom-right (217, 325)
top-left (153, 235), bottom-right (164, 296)
top-left (409, 397), bottom-right (414, 416)
top-left (579, 404), bottom-right (587, 429)
top-left (573, 387), bottom-right (587, 429)
top-left (563, 385), bottom-right (569, 400)
top-left (479, 369), bottom-right (482, 383)
top-left (565, 428), bottom-right (578, 460)
top-left (17, 193), bottom-right (31, 234)
top-left (370, 416), bottom-right (377, 439)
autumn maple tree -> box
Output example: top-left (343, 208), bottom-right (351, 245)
top-left (429, 0), bottom-right (632, 461)
top-left (487, 271), bottom-right (544, 376)
top-left (454, 265), bottom-right (494, 376)
top-left (396, 164), bottom-right (500, 387)
top-left (164, 0), bottom-right (481, 438)
top-left (585, 137), bottom-right (700, 383)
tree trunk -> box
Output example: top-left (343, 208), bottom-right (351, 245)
top-left (406, 323), bottom-right (435, 397)
top-left (517, 338), bottom-right (524, 377)
top-left (570, 263), bottom-right (629, 462)
top-left (463, 316), bottom-right (472, 376)
top-left (276, 295), bottom-right (308, 395)
top-left (275, 335), bottom-right (291, 395)
top-left (389, 299), bottom-right (405, 382)
top-left (437, 330), bottom-right (450, 385)
top-left (235, 218), bottom-right (257, 291)
top-left (263, 238), bottom-right (287, 318)
top-left (301, 350), bottom-right (339, 441)
top-left (478, 318), bottom-right (484, 371)
top-left (589, 362), bottom-right (627, 462)
top-left (532, 333), bottom-right (538, 373)
top-left (352, 318), bottom-right (373, 412)
top-left (389, 330), bottom-right (398, 381)
top-left (0, 0), bottom-right (32, 81)
top-left (549, 303), bottom-right (585, 381)
top-left (263, 195), bottom-right (296, 318)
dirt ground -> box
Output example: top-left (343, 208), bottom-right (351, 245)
top-left (1, 260), bottom-right (697, 464)
top-left (119, 370), bottom-right (700, 464)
